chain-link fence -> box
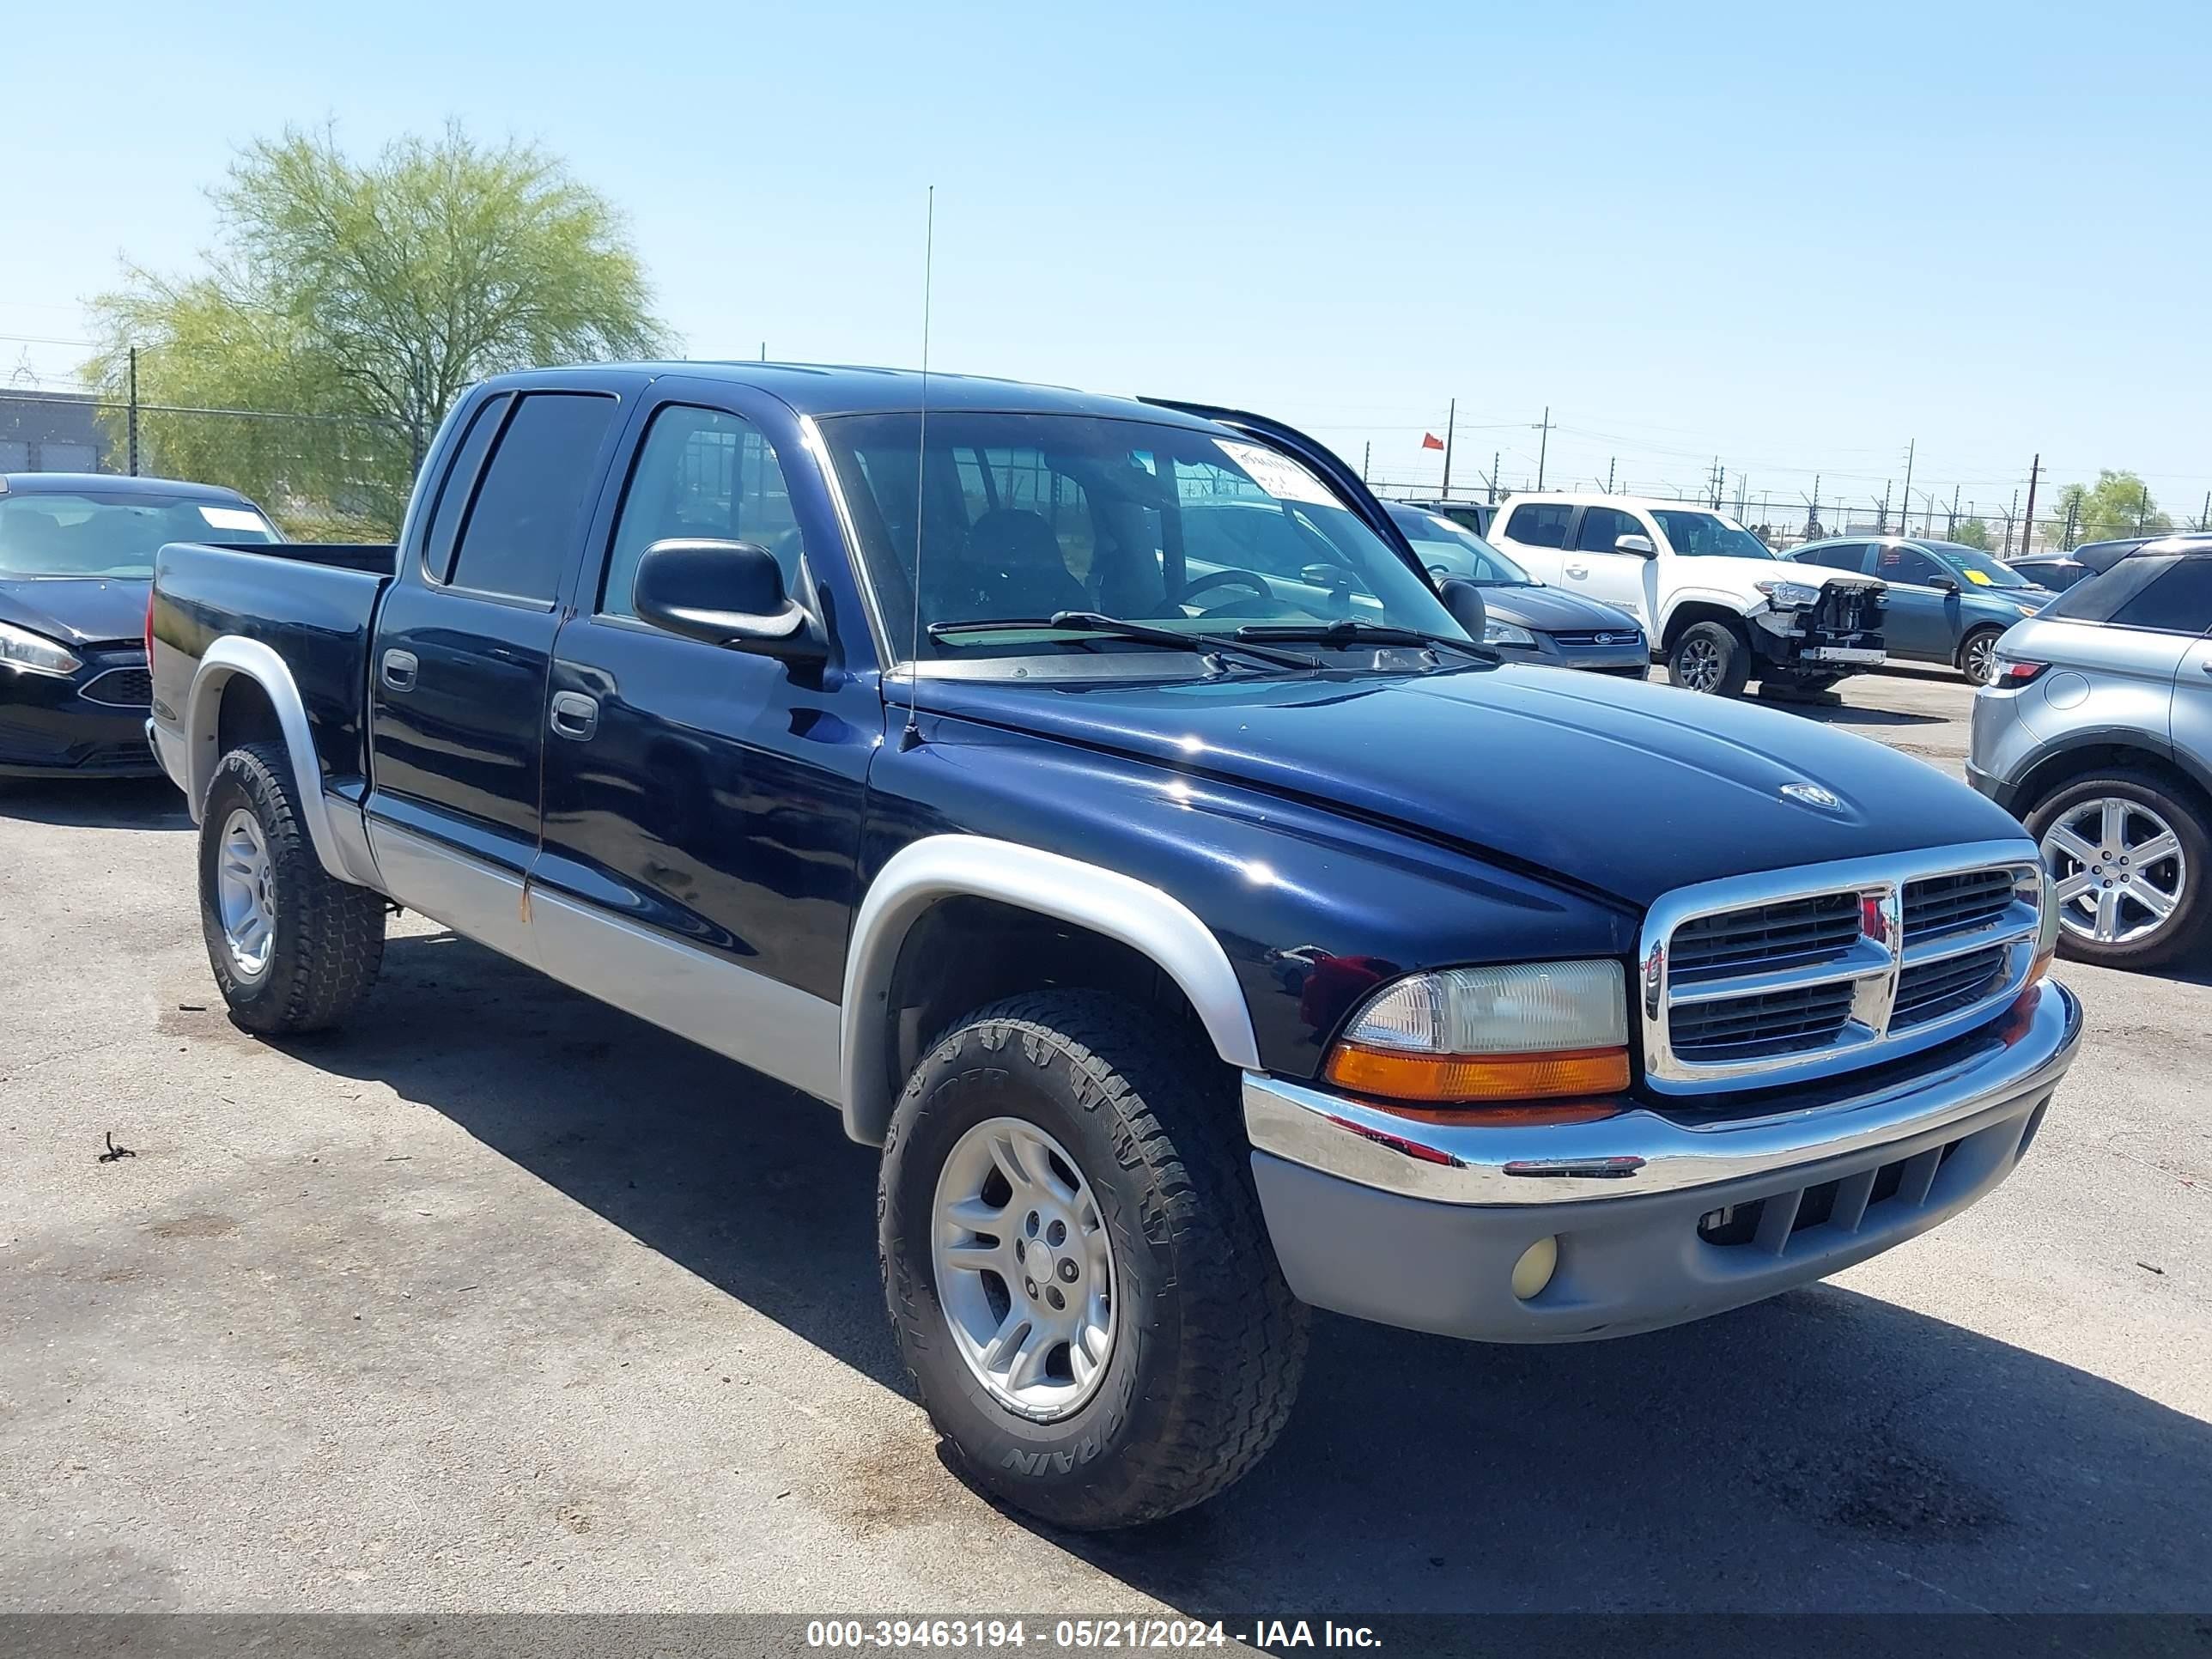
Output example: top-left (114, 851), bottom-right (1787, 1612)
top-left (0, 387), bottom-right (415, 537)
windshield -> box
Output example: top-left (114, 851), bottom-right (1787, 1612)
top-left (1650, 509), bottom-right (1775, 560)
top-left (1382, 504), bottom-right (1533, 585)
top-left (1926, 542), bottom-right (2035, 590)
top-left (821, 412), bottom-right (1466, 663)
top-left (0, 490), bottom-right (278, 577)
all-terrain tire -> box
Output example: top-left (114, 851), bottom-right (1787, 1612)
top-left (1667, 619), bottom-right (1752, 696)
top-left (879, 990), bottom-right (1308, 1530)
top-left (198, 742), bottom-right (385, 1033)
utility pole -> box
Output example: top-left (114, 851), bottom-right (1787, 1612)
top-left (1879, 480), bottom-right (1891, 533)
top-left (2200, 490), bottom-right (2210, 532)
top-left (2004, 488), bottom-right (2020, 556)
top-left (1361, 441), bottom-right (1370, 483)
top-left (1534, 406), bottom-right (1552, 490)
top-left (2020, 453), bottom-right (2043, 558)
top-left (1487, 452), bottom-right (1499, 504)
top-left (2062, 495), bottom-right (2078, 550)
top-left (1441, 398), bottom-right (1455, 498)
top-left (1898, 440), bottom-right (1916, 539)
top-left (2136, 480), bottom-right (2150, 533)
top-left (125, 345), bottom-right (140, 477)
top-left (760, 341), bottom-right (768, 362)
top-left (1606, 456), bottom-right (1615, 493)
top-left (1948, 485), bottom-right (1960, 536)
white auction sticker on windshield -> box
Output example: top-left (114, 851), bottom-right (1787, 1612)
top-left (1213, 439), bottom-right (1337, 507)
top-left (198, 505), bottom-right (265, 532)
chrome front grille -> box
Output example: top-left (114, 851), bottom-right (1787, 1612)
top-left (1640, 842), bottom-right (2046, 1093)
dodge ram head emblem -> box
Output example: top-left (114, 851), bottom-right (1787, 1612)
top-left (1781, 781), bottom-right (1842, 811)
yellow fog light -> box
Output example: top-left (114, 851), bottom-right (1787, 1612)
top-left (1511, 1236), bottom-right (1559, 1301)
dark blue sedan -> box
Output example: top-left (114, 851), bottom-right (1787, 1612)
top-left (1788, 535), bottom-right (2055, 684)
top-left (0, 473), bottom-right (279, 778)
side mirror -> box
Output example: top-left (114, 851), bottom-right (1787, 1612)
top-left (632, 538), bottom-right (823, 661)
top-left (1438, 577), bottom-right (1488, 641)
top-left (1614, 533), bottom-right (1657, 557)
top-left (1930, 575), bottom-right (1960, 594)
top-left (1300, 562), bottom-right (1356, 593)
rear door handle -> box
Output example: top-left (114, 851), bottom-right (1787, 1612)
top-left (380, 649), bottom-right (417, 692)
top-left (550, 691), bottom-right (599, 740)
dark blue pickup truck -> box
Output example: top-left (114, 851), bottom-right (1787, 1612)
top-left (149, 362), bottom-right (2081, 1530)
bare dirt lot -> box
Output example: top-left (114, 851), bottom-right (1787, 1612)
top-left (3, 664), bottom-right (2207, 1616)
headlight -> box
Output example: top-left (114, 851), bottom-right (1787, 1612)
top-left (1483, 619), bottom-right (1537, 647)
top-left (1323, 960), bottom-right (1631, 1105)
top-left (1753, 579), bottom-right (1823, 609)
top-left (0, 620), bottom-right (82, 678)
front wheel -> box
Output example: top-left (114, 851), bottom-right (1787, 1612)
top-left (198, 742), bottom-right (386, 1033)
top-left (879, 991), bottom-right (1307, 1530)
top-left (2027, 770), bottom-right (2212, 970)
top-left (1666, 621), bottom-right (1751, 696)
top-left (1959, 626), bottom-right (2004, 686)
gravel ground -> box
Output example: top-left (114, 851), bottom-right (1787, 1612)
top-left (2, 664), bottom-right (2207, 1617)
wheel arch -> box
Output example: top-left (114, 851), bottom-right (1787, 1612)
top-left (1659, 599), bottom-right (1753, 651)
top-left (2013, 735), bottom-right (2212, 827)
top-left (185, 638), bottom-right (371, 886)
top-left (839, 836), bottom-right (1261, 1146)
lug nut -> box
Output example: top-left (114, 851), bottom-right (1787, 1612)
top-left (1025, 1212), bottom-right (1040, 1237)
top-left (1014, 1240), bottom-right (1025, 1262)
top-left (1024, 1278), bottom-right (1037, 1299)
top-left (1046, 1219), bottom-right (1066, 1247)
top-left (1057, 1258), bottom-right (1079, 1283)
top-left (1046, 1287), bottom-right (1066, 1310)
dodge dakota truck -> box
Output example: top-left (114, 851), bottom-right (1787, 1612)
top-left (149, 363), bottom-right (2081, 1530)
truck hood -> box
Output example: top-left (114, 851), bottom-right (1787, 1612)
top-left (1688, 556), bottom-right (1881, 592)
top-left (920, 664), bottom-right (2024, 908)
top-left (0, 576), bottom-right (149, 647)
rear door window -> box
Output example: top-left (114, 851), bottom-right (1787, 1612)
top-left (421, 393), bottom-right (512, 584)
top-left (2110, 558), bottom-right (2212, 635)
top-left (1504, 502), bottom-right (1571, 547)
top-left (447, 392), bottom-right (622, 603)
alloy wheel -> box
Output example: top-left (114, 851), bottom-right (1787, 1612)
top-left (1675, 636), bottom-right (1721, 691)
top-left (1964, 632), bottom-right (2000, 685)
top-left (2040, 797), bottom-right (2187, 945)
top-left (216, 807), bottom-right (276, 979)
top-left (931, 1115), bottom-right (1116, 1421)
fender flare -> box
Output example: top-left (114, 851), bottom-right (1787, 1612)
top-left (185, 637), bottom-right (378, 887)
top-left (837, 834), bottom-right (1262, 1145)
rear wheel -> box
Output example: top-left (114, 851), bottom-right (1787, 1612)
top-left (198, 743), bottom-right (386, 1032)
top-left (879, 990), bottom-right (1306, 1530)
top-left (1959, 626), bottom-right (2004, 686)
top-left (1666, 621), bottom-right (1750, 696)
top-left (2027, 770), bottom-right (2212, 969)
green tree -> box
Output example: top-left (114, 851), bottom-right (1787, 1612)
top-left (87, 123), bottom-right (667, 532)
top-left (2045, 470), bottom-right (2172, 550)
top-left (1948, 517), bottom-right (1991, 551)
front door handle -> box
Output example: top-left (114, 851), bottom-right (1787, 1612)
top-left (380, 649), bottom-right (417, 692)
top-left (550, 691), bottom-right (599, 740)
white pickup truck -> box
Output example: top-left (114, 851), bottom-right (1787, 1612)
top-left (1487, 492), bottom-right (1887, 696)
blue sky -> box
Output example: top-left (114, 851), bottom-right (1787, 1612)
top-left (9, 0), bottom-right (2208, 527)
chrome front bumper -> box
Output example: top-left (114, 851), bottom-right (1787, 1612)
top-left (1243, 981), bottom-right (2081, 1342)
top-left (1245, 979), bottom-right (2079, 1207)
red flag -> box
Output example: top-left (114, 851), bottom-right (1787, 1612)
top-left (1420, 432), bottom-right (1445, 451)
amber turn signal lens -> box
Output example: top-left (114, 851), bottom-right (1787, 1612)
top-left (1323, 1042), bottom-right (1631, 1104)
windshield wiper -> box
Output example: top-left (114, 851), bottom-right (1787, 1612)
top-left (1233, 618), bottom-right (1496, 660)
top-left (925, 612), bottom-right (1322, 672)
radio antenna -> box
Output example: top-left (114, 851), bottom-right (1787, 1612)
top-left (900, 185), bottom-right (935, 751)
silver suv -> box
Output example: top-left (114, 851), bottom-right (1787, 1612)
top-left (1969, 534), bottom-right (2212, 969)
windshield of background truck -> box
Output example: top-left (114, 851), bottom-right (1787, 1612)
top-left (1650, 509), bottom-right (1776, 561)
top-left (823, 412), bottom-right (1467, 661)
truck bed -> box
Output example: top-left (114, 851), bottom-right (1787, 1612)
top-left (150, 540), bottom-right (398, 796)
